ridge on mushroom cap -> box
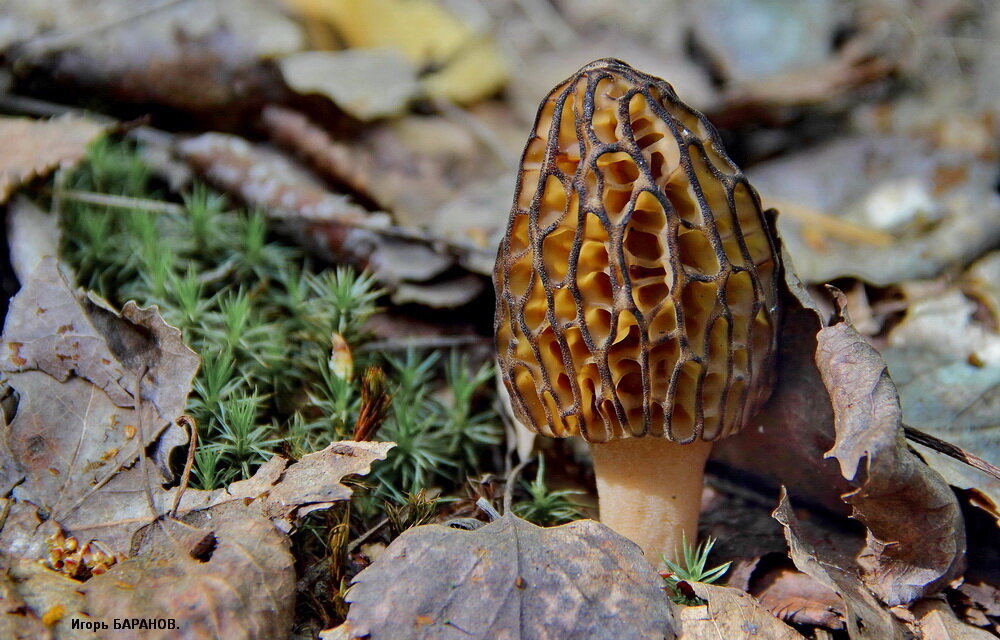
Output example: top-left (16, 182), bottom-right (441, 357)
top-left (494, 58), bottom-right (781, 445)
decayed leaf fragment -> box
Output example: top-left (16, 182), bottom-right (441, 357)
top-left (0, 115), bottom-right (107, 204)
top-left (817, 310), bottom-right (965, 605)
top-left (82, 503), bottom-right (294, 640)
top-left (672, 581), bottom-right (805, 640)
top-left (346, 513), bottom-right (675, 640)
top-left (0, 557), bottom-right (92, 640)
top-left (219, 440), bottom-right (394, 532)
top-left (3, 0), bottom-right (303, 117)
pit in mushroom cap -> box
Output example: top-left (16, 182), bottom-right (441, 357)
top-left (495, 58), bottom-right (781, 449)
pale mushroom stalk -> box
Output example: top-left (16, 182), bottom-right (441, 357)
top-left (495, 59), bottom-right (781, 565)
top-left (591, 437), bottom-right (712, 563)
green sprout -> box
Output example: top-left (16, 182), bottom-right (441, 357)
top-left (513, 455), bottom-right (585, 526)
top-left (660, 535), bottom-right (732, 605)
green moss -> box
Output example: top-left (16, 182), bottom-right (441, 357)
top-left (55, 137), bottom-right (502, 512)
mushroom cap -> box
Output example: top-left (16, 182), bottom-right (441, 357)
top-left (494, 58), bottom-right (781, 444)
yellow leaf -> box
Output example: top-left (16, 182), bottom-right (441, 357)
top-left (282, 0), bottom-right (506, 105)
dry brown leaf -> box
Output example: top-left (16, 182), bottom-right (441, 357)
top-left (261, 104), bottom-right (510, 233)
top-left (177, 133), bottom-right (371, 224)
top-left (0, 566), bottom-right (55, 640)
top-left (82, 502), bottom-right (294, 640)
top-left (0, 258), bottom-right (200, 554)
top-left (279, 49), bottom-right (419, 121)
top-left (817, 314), bottom-right (965, 604)
top-left (221, 440), bottom-right (394, 533)
top-left (178, 130), bottom-right (489, 307)
top-left (716, 260), bottom-right (965, 607)
top-left (773, 490), bottom-right (906, 640)
top-left (319, 624), bottom-right (352, 640)
top-left (673, 581), bottom-right (805, 640)
top-left (912, 599), bottom-right (998, 640)
top-left (883, 342), bottom-right (1000, 517)
top-left (346, 514), bottom-right (675, 639)
top-left (953, 581), bottom-right (1000, 634)
top-left (713, 257), bottom-right (851, 514)
top-left (0, 115), bottom-right (106, 204)
top-left (751, 564), bottom-right (845, 629)
top-left (4, 0), bottom-right (302, 121)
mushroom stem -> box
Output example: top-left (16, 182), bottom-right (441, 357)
top-left (590, 436), bottom-right (713, 565)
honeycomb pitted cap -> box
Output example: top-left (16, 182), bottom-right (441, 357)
top-left (494, 58), bottom-right (781, 444)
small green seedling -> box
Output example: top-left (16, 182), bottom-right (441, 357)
top-left (660, 535), bottom-right (731, 605)
top-left (512, 455), bottom-right (586, 526)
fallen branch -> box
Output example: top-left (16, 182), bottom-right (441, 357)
top-left (903, 425), bottom-right (1000, 481)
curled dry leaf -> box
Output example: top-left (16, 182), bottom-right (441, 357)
top-left (220, 440), bottom-right (394, 533)
top-left (750, 563), bottom-right (846, 630)
top-left (773, 490), bottom-right (906, 640)
top-left (0, 114), bottom-right (106, 204)
top-left (716, 260), bottom-right (965, 607)
top-left (817, 314), bottom-right (966, 605)
top-left (346, 514), bottom-right (675, 640)
top-left (82, 502), bottom-right (294, 640)
top-left (713, 258), bottom-right (851, 514)
top-left (672, 581), bottom-right (805, 640)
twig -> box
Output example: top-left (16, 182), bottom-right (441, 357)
top-left (134, 367), bottom-right (160, 519)
top-left (170, 416), bottom-right (198, 517)
top-left (345, 517), bottom-right (390, 554)
top-left (49, 188), bottom-right (185, 215)
top-left (476, 497), bottom-right (501, 521)
top-left (503, 457), bottom-right (532, 515)
top-left (0, 93), bottom-right (116, 122)
top-left (903, 425), bottom-right (1000, 481)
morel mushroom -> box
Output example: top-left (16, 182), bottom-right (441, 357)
top-left (494, 59), bottom-right (781, 563)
